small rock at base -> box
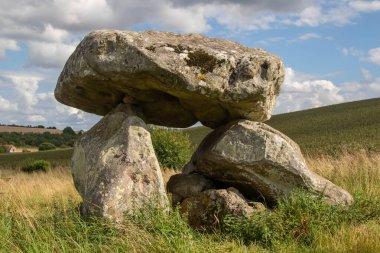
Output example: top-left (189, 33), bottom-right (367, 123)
top-left (180, 188), bottom-right (264, 230)
top-left (167, 173), bottom-right (215, 205)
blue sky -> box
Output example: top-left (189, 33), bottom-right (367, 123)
top-left (0, 0), bottom-right (379, 130)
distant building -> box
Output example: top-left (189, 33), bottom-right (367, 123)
top-left (1, 145), bottom-right (16, 153)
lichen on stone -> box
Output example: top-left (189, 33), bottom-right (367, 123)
top-left (216, 58), bottom-right (226, 66)
top-left (197, 73), bottom-right (206, 80)
top-left (186, 49), bottom-right (218, 74)
top-left (145, 46), bottom-right (156, 52)
top-left (165, 44), bottom-right (190, 54)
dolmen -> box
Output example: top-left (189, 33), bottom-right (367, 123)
top-left (55, 30), bottom-right (353, 227)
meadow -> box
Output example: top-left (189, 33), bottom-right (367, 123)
top-left (1, 152), bottom-right (380, 252)
top-left (266, 97), bottom-right (380, 156)
top-left (1, 98), bottom-right (380, 252)
top-left (0, 149), bottom-right (72, 170)
top-left (184, 98), bottom-right (380, 155)
top-left (1, 98), bottom-right (378, 170)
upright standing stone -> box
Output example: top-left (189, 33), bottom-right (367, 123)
top-left (72, 104), bottom-right (167, 221)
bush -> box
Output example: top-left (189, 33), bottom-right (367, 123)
top-left (63, 126), bottom-right (76, 135)
top-left (0, 146), bottom-right (6, 153)
top-left (38, 142), bottom-right (56, 151)
top-left (151, 128), bottom-right (192, 169)
top-left (21, 160), bottom-right (51, 173)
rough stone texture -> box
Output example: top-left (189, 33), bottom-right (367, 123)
top-left (72, 104), bottom-right (168, 221)
top-left (167, 173), bottom-right (215, 205)
top-left (55, 30), bottom-right (284, 128)
top-left (186, 120), bottom-right (354, 206)
top-left (180, 188), bottom-right (263, 230)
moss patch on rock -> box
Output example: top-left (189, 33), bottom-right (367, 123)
top-left (186, 49), bottom-right (218, 74)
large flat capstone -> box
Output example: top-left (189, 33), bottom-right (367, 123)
top-left (55, 30), bottom-right (284, 128)
top-left (72, 104), bottom-right (168, 221)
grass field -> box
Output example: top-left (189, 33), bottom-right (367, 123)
top-left (1, 152), bottom-right (380, 252)
top-left (0, 98), bottom-right (380, 252)
top-left (0, 149), bottom-right (73, 170)
top-left (266, 98), bottom-right (380, 156)
top-left (183, 98), bottom-right (380, 156)
top-left (1, 97), bottom-right (378, 171)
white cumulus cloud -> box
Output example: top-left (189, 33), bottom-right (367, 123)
top-left (340, 68), bottom-right (380, 100)
top-left (368, 47), bottom-right (380, 66)
top-left (275, 67), bottom-right (380, 114)
top-left (0, 96), bottom-right (18, 112)
top-left (27, 41), bottom-right (76, 68)
top-left (0, 71), bottom-right (100, 130)
top-left (349, 1), bottom-right (380, 11)
top-left (0, 39), bottom-right (19, 60)
top-left (0, 0), bottom-right (378, 44)
top-left (27, 115), bottom-right (46, 123)
top-left (297, 33), bottom-right (321, 40)
top-left (341, 47), bottom-right (361, 56)
top-left (275, 68), bottom-right (345, 113)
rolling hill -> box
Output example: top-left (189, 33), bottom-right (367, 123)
top-left (1, 98), bottom-right (378, 169)
top-left (183, 98), bottom-right (380, 156)
top-left (0, 126), bottom-right (62, 134)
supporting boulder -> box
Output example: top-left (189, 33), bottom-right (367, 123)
top-left (185, 120), bottom-right (353, 207)
top-left (72, 104), bottom-right (168, 221)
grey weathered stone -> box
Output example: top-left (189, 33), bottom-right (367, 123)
top-left (55, 30), bottom-right (284, 128)
top-left (72, 104), bottom-right (168, 221)
top-left (180, 187), bottom-right (263, 230)
top-left (186, 120), bottom-right (354, 206)
top-left (167, 173), bottom-right (215, 205)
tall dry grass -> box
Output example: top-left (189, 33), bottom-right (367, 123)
top-left (0, 152), bottom-right (379, 252)
top-left (0, 168), bottom-right (255, 252)
top-left (0, 168), bottom-right (79, 215)
top-left (307, 151), bottom-right (380, 196)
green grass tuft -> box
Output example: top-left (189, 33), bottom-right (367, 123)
top-left (223, 189), bottom-right (380, 249)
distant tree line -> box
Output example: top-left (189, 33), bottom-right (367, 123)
top-left (0, 127), bottom-right (79, 147)
top-left (0, 123), bottom-right (57, 129)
